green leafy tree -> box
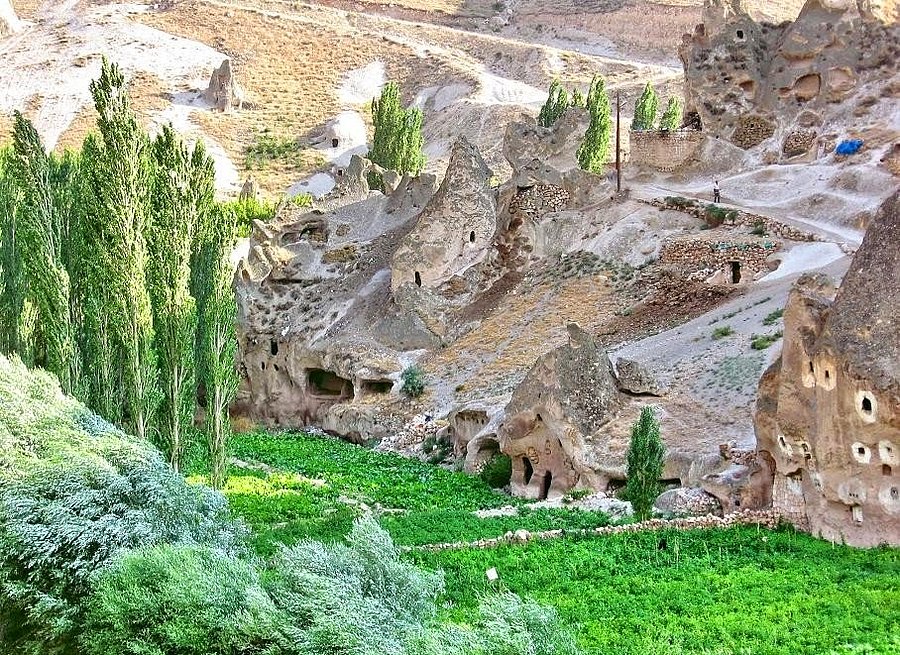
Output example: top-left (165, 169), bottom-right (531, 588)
top-left (570, 87), bottom-right (585, 108)
top-left (577, 75), bottom-right (612, 174)
top-left (538, 79), bottom-right (570, 127)
top-left (0, 147), bottom-right (26, 359)
top-left (147, 124), bottom-right (214, 471)
top-left (625, 406), bottom-right (665, 521)
top-left (631, 81), bottom-right (659, 131)
top-left (193, 205), bottom-right (239, 489)
top-left (6, 114), bottom-right (76, 391)
top-left (369, 82), bottom-right (425, 184)
top-left (81, 58), bottom-right (159, 442)
top-left (660, 96), bottom-right (683, 131)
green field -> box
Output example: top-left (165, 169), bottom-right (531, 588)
top-left (213, 431), bottom-right (900, 655)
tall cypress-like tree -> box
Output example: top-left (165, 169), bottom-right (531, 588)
top-left (0, 147), bottom-right (26, 359)
top-left (147, 124), bottom-right (214, 471)
top-left (538, 79), bottom-right (570, 127)
top-left (8, 113), bottom-right (75, 391)
top-left (625, 406), bottom-right (666, 521)
top-left (193, 205), bottom-right (239, 489)
top-left (577, 75), bottom-right (612, 174)
top-left (660, 96), bottom-right (683, 131)
top-left (369, 81), bottom-right (425, 181)
top-left (631, 82), bottom-right (659, 131)
top-left (81, 58), bottom-right (159, 442)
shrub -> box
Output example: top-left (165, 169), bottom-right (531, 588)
top-left (0, 355), bottom-right (246, 654)
top-left (409, 593), bottom-right (581, 655)
top-left (712, 325), bottom-right (735, 339)
top-left (218, 195), bottom-right (277, 237)
top-left (80, 545), bottom-right (280, 655)
top-left (663, 195), bottom-right (696, 209)
top-left (704, 204), bottom-right (737, 228)
top-left (480, 453), bottom-right (512, 489)
top-left (751, 220), bottom-right (768, 236)
top-left (762, 308), bottom-right (784, 325)
top-left (401, 365), bottom-right (426, 398)
top-left (751, 331), bottom-right (783, 350)
top-left (265, 516), bottom-right (444, 654)
top-left (624, 406), bottom-right (665, 521)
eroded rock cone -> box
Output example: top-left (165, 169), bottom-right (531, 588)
top-left (204, 59), bottom-right (244, 111)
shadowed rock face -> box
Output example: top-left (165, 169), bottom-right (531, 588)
top-left (754, 191), bottom-right (900, 547)
top-left (679, 0), bottom-right (899, 153)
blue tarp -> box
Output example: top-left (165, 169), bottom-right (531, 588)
top-left (835, 139), bottom-right (864, 155)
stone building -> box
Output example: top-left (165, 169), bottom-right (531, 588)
top-left (754, 191), bottom-right (900, 547)
top-left (660, 233), bottom-right (780, 284)
top-left (629, 130), bottom-right (705, 172)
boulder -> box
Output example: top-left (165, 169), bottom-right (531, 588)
top-left (654, 487), bottom-right (723, 516)
top-left (615, 358), bottom-right (665, 396)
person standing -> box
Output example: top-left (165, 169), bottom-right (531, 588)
top-left (713, 180), bottom-right (721, 203)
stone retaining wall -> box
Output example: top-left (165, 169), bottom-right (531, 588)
top-left (630, 130), bottom-right (705, 172)
top-left (510, 184), bottom-right (570, 219)
top-left (408, 509), bottom-right (784, 552)
top-left (660, 235), bottom-right (779, 282)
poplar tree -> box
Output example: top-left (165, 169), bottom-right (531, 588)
top-left (81, 58), bottom-right (159, 442)
top-left (0, 148), bottom-right (25, 358)
top-left (570, 88), bottom-right (585, 109)
top-left (660, 96), bottom-right (683, 131)
top-left (8, 113), bottom-right (75, 391)
top-left (625, 406), bottom-right (666, 521)
top-left (631, 82), bottom-right (659, 131)
top-left (538, 79), bottom-right (570, 127)
top-left (577, 75), bottom-right (612, 174)
top-left (193, 205), bottom-right (239, 489)
top-left (369, 81), bottom-right (425, 181)
top-left (147, 124), bottom-right (214, 471)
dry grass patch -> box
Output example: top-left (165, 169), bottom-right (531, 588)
top-left (138, 1), bottom-right (454, 195)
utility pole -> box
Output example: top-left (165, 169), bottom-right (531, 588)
top-left (615, 89), bottom-right (622, 193)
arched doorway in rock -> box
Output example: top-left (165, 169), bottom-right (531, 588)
top-left (522, 457), bottom-right (534, 485)
top-left (539, 471), bottom-right (553, 500)
top-left (414, 271), bottom-right (422, 287)
top-left (469, 230), bottom-right (476, 243)
top-left (332, 138), bottom-right (339, 148)
top-left (730, 261), bottom-right (742, 284)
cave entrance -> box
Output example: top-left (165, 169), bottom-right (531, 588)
top-left (332, 138), bottom-right (339, 148)
top-left (522, 457), bottom-right (534, 486)
top-left (307, 369), bottom-right (353, 398)
top-left (469, 230), bottom-right (476, 243)
top-left (539, 471), bottom-right (553, 500)
top-left (414, 271), bottom-right (422, 287)
top-left (730, 261), bottom-right (742, 284)
top-left (361, 379), bottom-right (393, 395)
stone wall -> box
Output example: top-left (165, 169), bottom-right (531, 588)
top-left (509, 184), bottom-right (570, 219)
top-left (629, 130), bottom-right (705, 172)
top-left (660, 234), bottom-right (780, 283)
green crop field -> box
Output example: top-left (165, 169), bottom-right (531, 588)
top-left (208, 431), bottom-right (900, 654)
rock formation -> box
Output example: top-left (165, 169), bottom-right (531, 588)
top-left (391, 137), bottom-right (497, 293)
top-left (204, 59), bottom-right (245, 111)
top-left (753, 190), bottom-right (900, 547)
top-left (679, 0), bottom-right (899, 155)
top-left (0, 0), bottom-right (21, 36)
top-left (498, 324), bottom-right (622, 499)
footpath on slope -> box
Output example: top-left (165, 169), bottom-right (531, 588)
top-left (403, 509), bottom-right (785, 552)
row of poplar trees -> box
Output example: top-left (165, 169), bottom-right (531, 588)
top-left (0, 59), bottom-right (238, 487)
top-left (538, 78), bottom-right (683, 173)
